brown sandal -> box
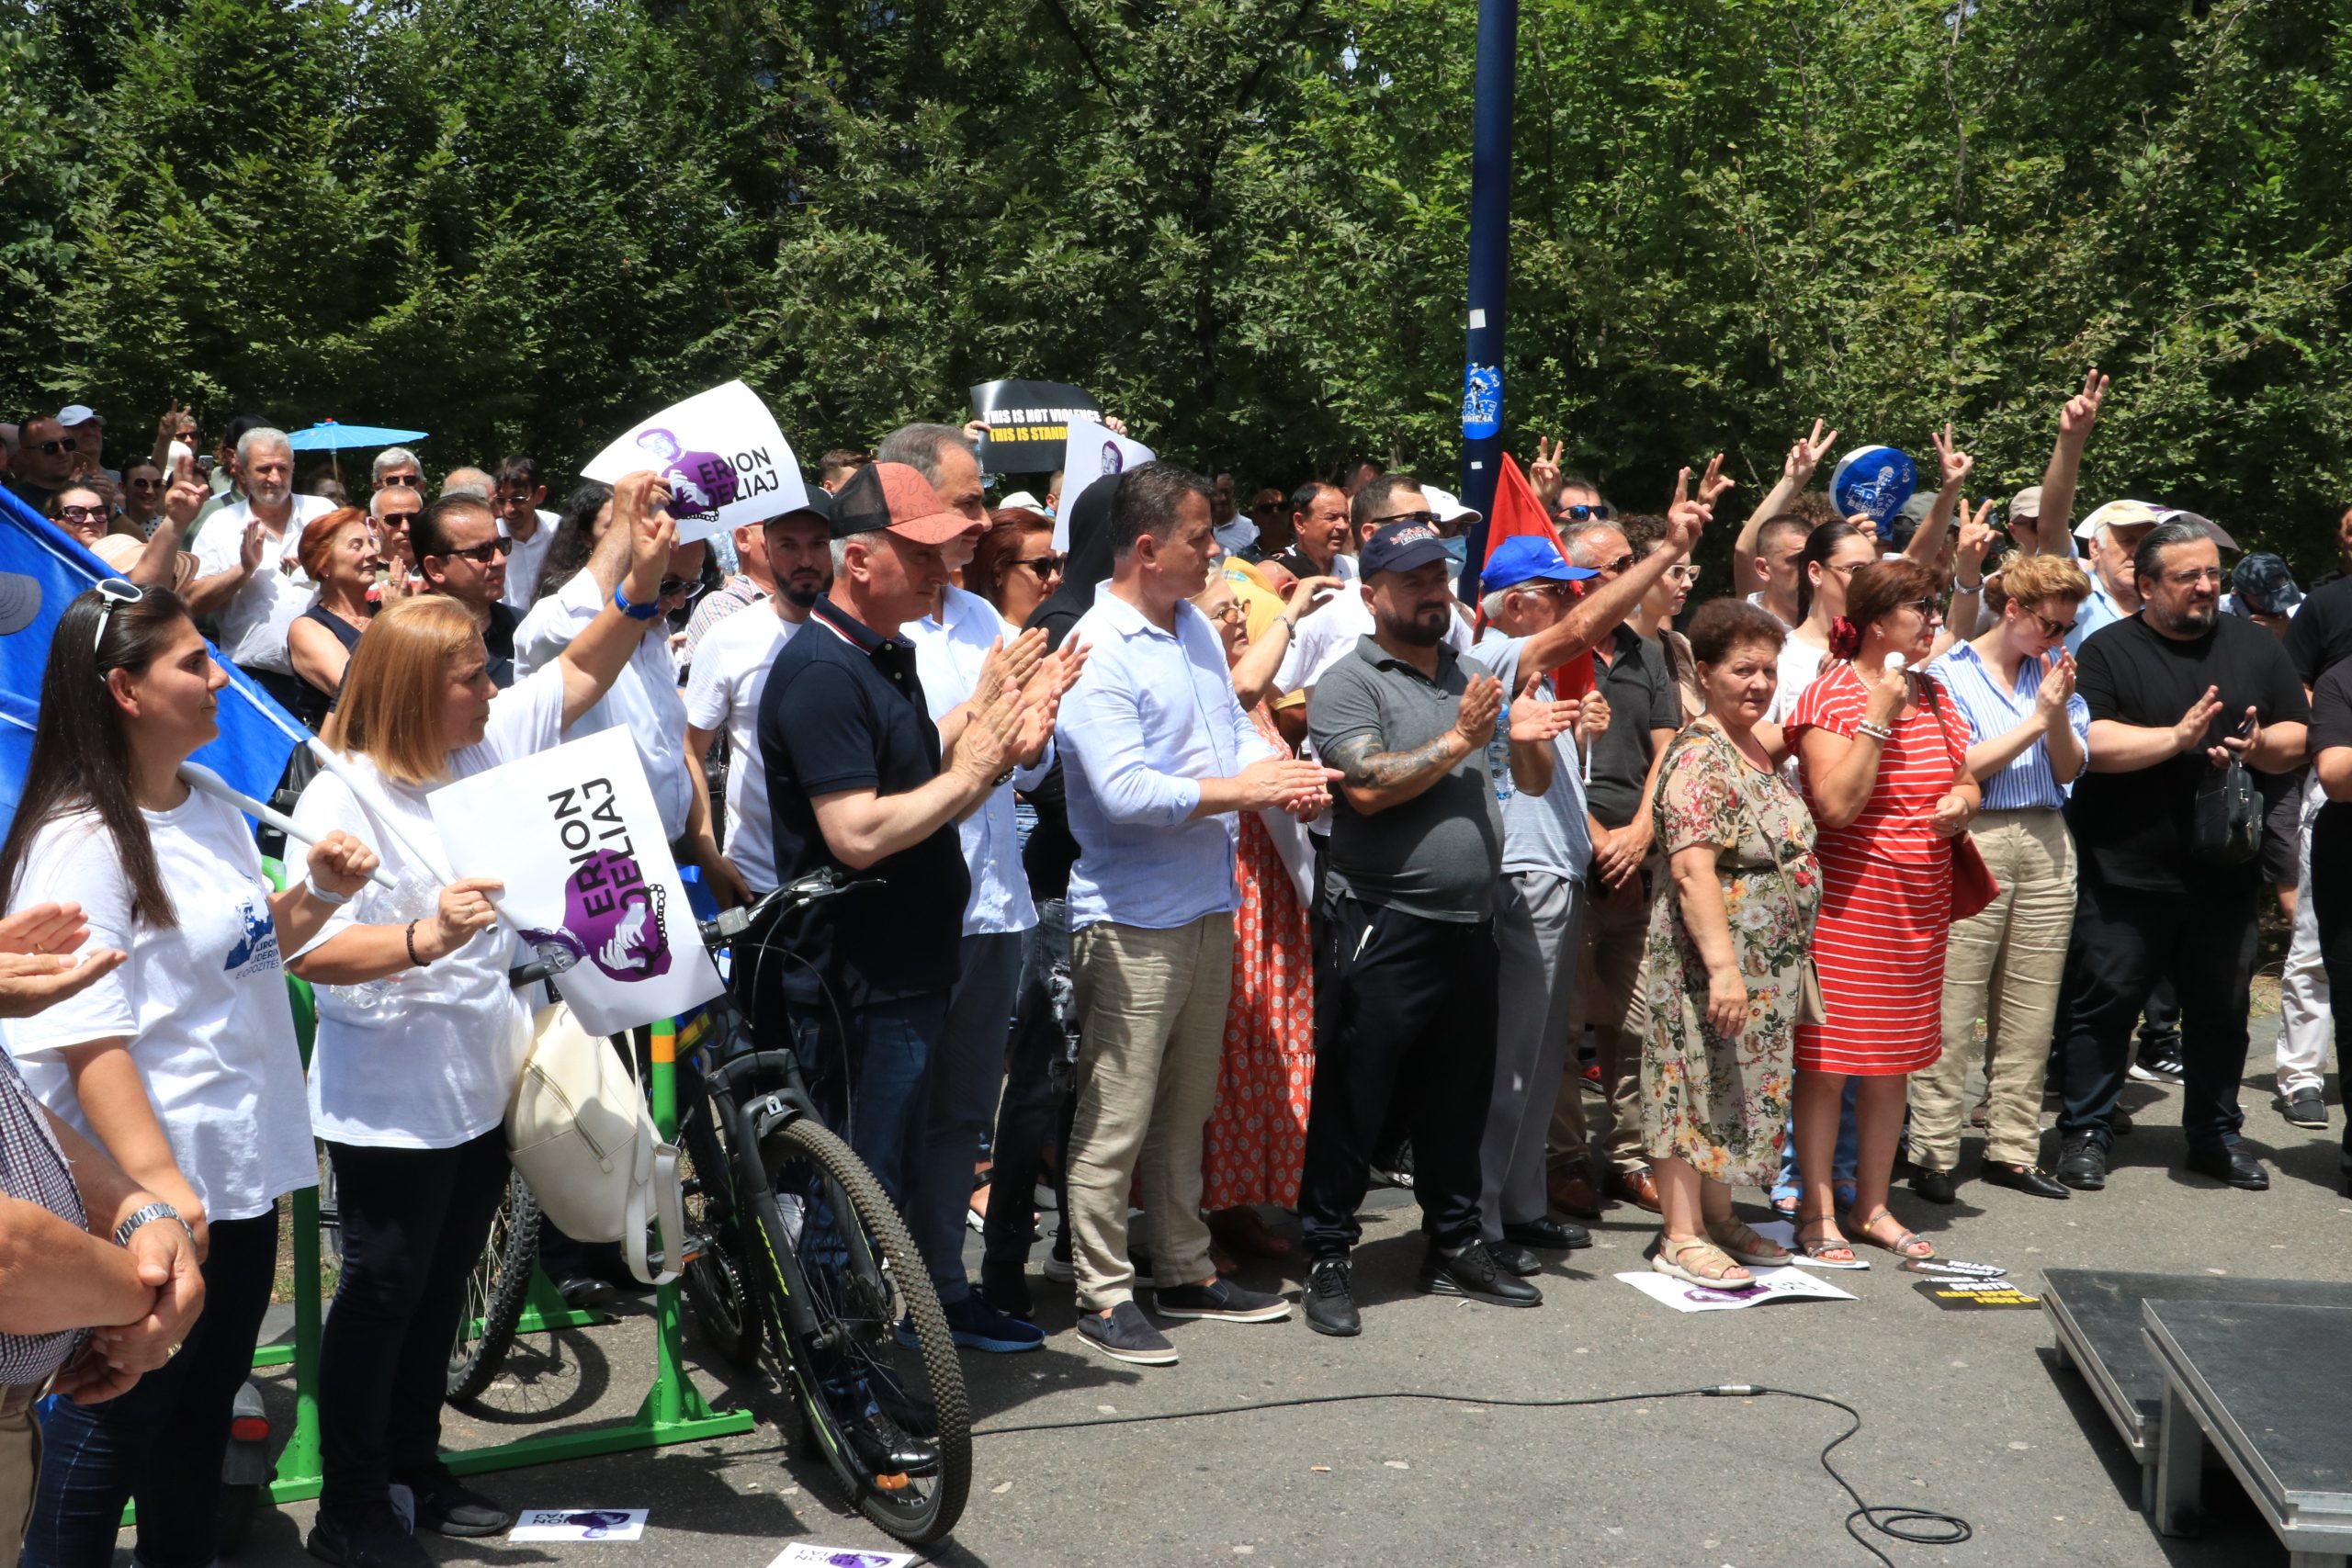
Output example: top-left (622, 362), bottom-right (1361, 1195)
top-left (1846, 1206), bottom-right (1935, 1260)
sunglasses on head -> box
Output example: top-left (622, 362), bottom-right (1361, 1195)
top-left (91, 578), bottom-right (144, 661)
top-left (1559, 502), bottom-right (1611, 523)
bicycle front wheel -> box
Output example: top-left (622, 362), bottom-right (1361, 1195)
top-left (754, 1116), bottom-right (970, 1546)
top-left (447, 1170), bottom-right (540, 1404)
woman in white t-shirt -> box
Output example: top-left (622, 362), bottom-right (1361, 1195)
top-left (0, 581), bottom-right (380, 1568)
top-left (283, 473), bottom-right (674, 1568)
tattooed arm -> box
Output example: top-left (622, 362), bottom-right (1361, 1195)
top-left (1324, 673), bottom-right (1502, 817)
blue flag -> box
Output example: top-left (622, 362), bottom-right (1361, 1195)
top-left (0, 487), bottom-right (304, 838)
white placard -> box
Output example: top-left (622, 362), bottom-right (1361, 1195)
top-left (763, 1547), bottom-right (918, 1568)
top-left (430, 727), bottom-right (723, 1036)
top-left (581, 380), bottom-right (809, 545)
top-left (1614, 1266), bottom-right (1858, 1314)
top-left (507, 1508), bottom-right (648, 1541)
top-left (1051, 414), bottom-right (1154, 550)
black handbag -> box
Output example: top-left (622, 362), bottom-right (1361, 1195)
top-left (2190, 760), bottom-right (2261, 865)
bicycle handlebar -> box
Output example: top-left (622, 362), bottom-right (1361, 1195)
top-left (506, 867), bottom-right (881, 991)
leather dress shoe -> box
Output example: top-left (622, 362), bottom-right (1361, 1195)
top-left (1545, 1169), bottom-right (1603, 1219)
top-left (2055, 1137), bottom-right (2106, 1191)
top-left (2184, 1144), bottom-right (2269, 1190)
top-left (1981, 1162), bottom-right (2069, 1200)
top-left (1503, 1215), bottom-right (1591, 1251)
top-left (1908, 1167), bottom-right (1957, 1204)
top-left (1607, 1168), bottom-right (1662, 1213)
top-left (1485, 1240), bottom-right (1544, 1277)
top-left (1418, 1241), bottom-right (1542, 1307)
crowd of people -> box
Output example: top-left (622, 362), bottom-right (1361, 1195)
top-left (0, 369), bottom-right (2344, 1565)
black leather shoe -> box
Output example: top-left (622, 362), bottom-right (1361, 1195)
top-left (551, 1273), bottom-right (619, 1311)
top-left (1485, 1240), bottom-right (1543, 1277)
top-left (1502, 1216), bottom-right (1591, 1251)
top-left (404, 1474), bottom-right (515, 1538)
top-left (1981, 1162), bottom-right (2070, 1200)
top-left (1908, 1167), bottom-right (1957, 1204)
top-left (1419, 1241), bottom-right (1542, 1307)
top-left (1305, 1258), bottom-right (1361, 1337)
top-left (841, 1389), bottom-right (942, 1475)
top-left (2056, 1136), bottom-right (2106, 1191)
top-left (308, 1508), bottom-right (431, 1568)
top-left (2184, 1144), bottom-right (2269, 1190)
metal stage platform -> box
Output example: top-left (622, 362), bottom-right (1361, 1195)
top-left (2044, 1268), bottom-right (2352, 1566)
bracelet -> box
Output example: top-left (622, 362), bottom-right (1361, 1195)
top-left (612, 583), bottom-right (662, 622)
top-left (404, 919), bottom-right (425, 967)
top-left (990, 767), bottom-right (1016, 789)
top-left (1855, 720), bottom-right (1895, 742)
top-left (304, 874), bottom-right (350, 907)
top-left (113, 1201), bottom-right (192, 1248)
top-left (1954, 578), bottom-right (1982, 593)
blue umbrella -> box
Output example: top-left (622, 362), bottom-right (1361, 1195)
top-left (285, 420), bottom-right (428, 453)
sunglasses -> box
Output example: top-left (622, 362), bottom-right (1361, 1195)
top-left (1598, 552), bottom-right (1636, 575)
top-left (437, 537), bottom-right (514, 565)
top-left (2029, 608), bottom-right (2078, 638)
top-left (1559, 502), bottom-right (1612, 523)
top-left (1013, 553), bottom-right (1068, 578)
top-left (1901, 597), bottom-right (1943, 617)
top-left (91, 578), bottom-right (144, 660)
top-left (36, 438), bottom-right (79, 456)
top-left (659, 575), bottom-right (707, 604)
top-left (56, 504), bottom-right (106, 525)
top-left (379, 473), bottom-right (421, 488)
top-left (1374, 510), bottom-right (1443, 530)
top-left (1666, 563), bottom-right (1702, 584)
top-left (1205, 599), bottom-right (1247, 624)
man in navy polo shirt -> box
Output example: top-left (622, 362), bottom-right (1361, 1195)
top-left (757, 460), bottom-right (1044, 1371)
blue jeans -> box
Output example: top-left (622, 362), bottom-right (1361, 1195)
top-left (904, 931), bottom-right (1025, 1303)
top-left (791, 992), bottom-right (949, 1206)
top-left (26, 1210), bottom-right (280, 1568)
top-left (1772, 1077), bottom-right (1860, 1202)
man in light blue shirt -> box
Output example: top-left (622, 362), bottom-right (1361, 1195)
top-left (1055, 462), bottom-right (1336, 1367)
top-left (1464, 537), bottom-right (1605, 1267)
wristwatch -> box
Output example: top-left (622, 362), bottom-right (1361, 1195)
top-left (114, 1201), bottom-right (193, 1248)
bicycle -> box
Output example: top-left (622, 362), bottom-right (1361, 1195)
top-left (447, 1170), bottom-right (543, 1404)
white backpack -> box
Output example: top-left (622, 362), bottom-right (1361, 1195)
top-left (503, 1003), bottom-right (689, 1286)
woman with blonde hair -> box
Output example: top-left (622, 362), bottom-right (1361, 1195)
top-left (285, 473), bottom-right (674, 1568)
top-left (1910, 550), bottom-right (2092, 1202)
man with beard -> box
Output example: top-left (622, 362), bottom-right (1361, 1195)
top-left (2056, 523), bottom-right (2309, 1194)
top-left (1297, 518), bottom-right (1571, 1337)
top-left (186, 425), bottom-right (336, 711)
top-left (682, 492), bottom-right (837, 908)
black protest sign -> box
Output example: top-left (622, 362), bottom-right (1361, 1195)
top-left (969, 380), bottom-right (1100, 474)
top-left (1914, 1280), bottom-right (2042, 1311)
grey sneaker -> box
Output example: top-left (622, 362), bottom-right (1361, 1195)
top-left (1153, 1277), bottom-right (1290, 1323)
top-left (1076, 1302), bottom-right (1177, 1365)
top-left (2282, 1087), bottom-right (2330, 1129)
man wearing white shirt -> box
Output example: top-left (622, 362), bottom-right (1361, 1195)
top-left (513, 481), bottom-right (707, 852)
top-left (1056, 463), bottom-right (1337, 1366)
top-left (1266, 480), bottom-right (1358, 585)
top-left (1277, 476), bottom-right (1473, 705)
top-left (187, 425), bottom-right (334, 712)
top-left (492, 455), bottom-right (560, 614)
top-left (683, 495), bottom-right (833, 906)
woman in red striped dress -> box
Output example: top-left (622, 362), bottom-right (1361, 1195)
top-left (1788, 559), bottom-right (1981, 1262)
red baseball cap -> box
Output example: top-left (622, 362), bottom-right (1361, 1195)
top-left (829, 461), bottom-right (981, 547)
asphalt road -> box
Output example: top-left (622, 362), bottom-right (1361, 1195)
top-left (212, 1019), bottom-right (2346, 1568)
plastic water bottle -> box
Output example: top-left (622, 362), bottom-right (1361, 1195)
top-left (1487, 694), bottom-right (1514, 804)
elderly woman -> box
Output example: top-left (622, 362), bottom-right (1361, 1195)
top-left (1187, 568), bottom-right (1331, 1262)
top-left (285, 508), bottom-right (384, 730)
top-left (1787, 558), bottom-right (1982, 1262)
top-left (1639, 600), bottom-right (1814, 1287)
top-left (1910, 551), bottom-right (2092, 1202)
top-left (286, 474), bottom-right (673, 1567)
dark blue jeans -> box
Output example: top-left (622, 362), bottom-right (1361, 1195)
top-left (23, 1209), bottom-right (280, 1568)
top-left (790, 992), bottom-right (949, 1208)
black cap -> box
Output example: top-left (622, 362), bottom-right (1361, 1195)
top-left (765, 486), bottom-right (833, 528)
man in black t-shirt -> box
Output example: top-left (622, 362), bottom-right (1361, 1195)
top-left (2057, 525), bottom-right (2310, 1193)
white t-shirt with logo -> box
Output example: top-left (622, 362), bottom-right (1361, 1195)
top-left (190, 494), bottom-right (335, 671)
top-left (682, 604), bottom-right (804, 894)
top-left (3, 795), bottom-right (315, 1220)
top-left (291, 666), bottom-right (568, 1149)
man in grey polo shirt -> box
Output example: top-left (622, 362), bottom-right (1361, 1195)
top-left (1297, 519), bottom-right (1572, 1337)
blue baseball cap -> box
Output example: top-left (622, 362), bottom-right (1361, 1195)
top-left (1361, 517), bottom-right (1457, 576)
top-left (1482, 535), bottom-right (1600, 592)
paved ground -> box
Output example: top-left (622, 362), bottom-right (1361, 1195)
top-left (210, 1020), bottom-right (2346, 1568)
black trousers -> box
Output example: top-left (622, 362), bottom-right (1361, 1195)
top-left (319, 1131), bottom-right (512, 1517)
top-left (2300, 811), bottom-right (2352, 1190)
top-left (1298, 896), bottom-right (1498, 1258)
top-left (2055, 867), bottom-right (2258, 1151)
top-left (984, 900), bottom-right (1074, 1270)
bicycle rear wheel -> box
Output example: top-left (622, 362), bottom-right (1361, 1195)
top-left (752, 1116), bottom-right (969, 1546)
top-left (447, 1170), bottom-right (541, 1404)
top-left (678, 1097), bottom-right (763, 1368)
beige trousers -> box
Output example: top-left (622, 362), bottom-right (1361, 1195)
top-left (0, 1393), bottom-right (42, 1550)
top-left (1913, 808), bottom-right (2077, 1170)
top-left (1067, 913), bottom-right (1234, 1310)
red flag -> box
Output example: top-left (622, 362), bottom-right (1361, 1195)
top-left (1480, 453), bottom-right (1593, 698)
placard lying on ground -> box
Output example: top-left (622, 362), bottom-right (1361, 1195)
top-left (431, 727), bottom-right (724, 1036)
top-left (1914, 1280), bottom-right (2043, 1311)
top-left (508, 1508), bottom-right (648, 1541)
top-left (764, 1546), bottom-right (918, 1568)
top-left (1615, 1267), bottom-right (1857, 1314)
top-left (968, 379), bottom-right (1100, 474)
top-left (582, 380), bottom-right (808, 545)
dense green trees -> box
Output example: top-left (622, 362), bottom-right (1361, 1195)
top-left (6, 0), bottom-right (2351, 569)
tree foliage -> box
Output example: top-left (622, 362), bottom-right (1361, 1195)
top-left (6, 0), bottom-right (2351, 569)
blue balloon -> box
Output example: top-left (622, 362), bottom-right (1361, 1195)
top-left (1829, 446), bottom-right (1918, 528)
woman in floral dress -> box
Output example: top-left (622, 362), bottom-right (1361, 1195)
top-left (1639, 600), bottom-right (1819, 1288)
